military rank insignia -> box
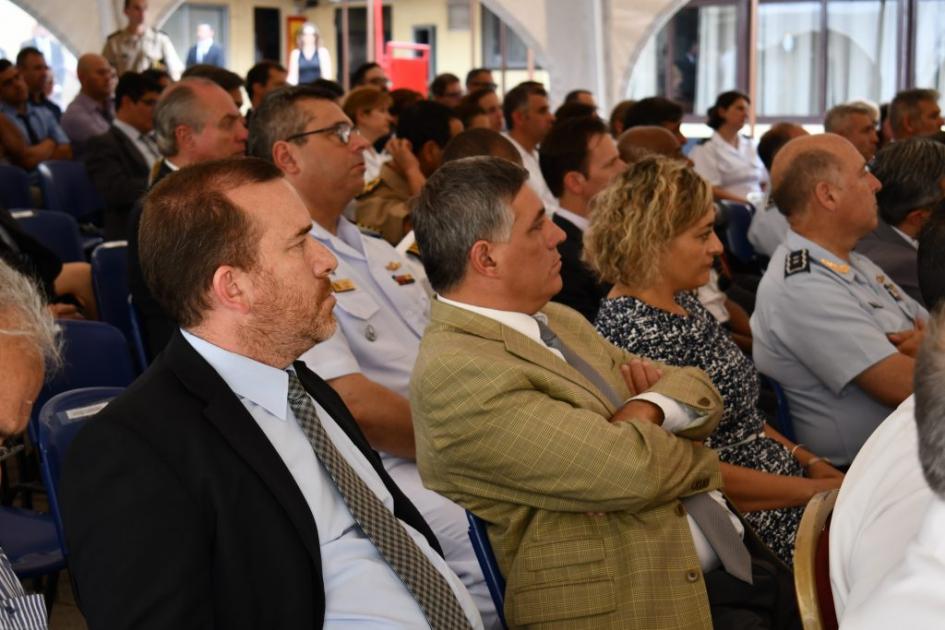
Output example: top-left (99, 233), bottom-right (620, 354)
top-left (784, 249), bottom-right (810, 277)
top-left (878, 275), bottom-right (903, 301)
top-left (392, 274), bottom-right (415, 286)
top-left (331, 279), bottom-right (356, 293)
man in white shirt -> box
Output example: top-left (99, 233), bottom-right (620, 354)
top-left (502, 81), bottom-right (557, 209)
top-left (409, 156), bottom-right (800, 629)
top-left (838, 307), bottom-right (945, 629)
top-left (60, 157), bottom-right (482, 629)
top-left (538, 115), bottom-right (626, 322)
top-left (830, 209), bottom-right (945, 623)
top-left (83, 71), bottom-right (162, 240)
top-left (248, 85), bottom-right (496, 626)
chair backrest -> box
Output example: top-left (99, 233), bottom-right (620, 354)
top-left (36, 160), bottom-right (104, 221)
top-left (718, 200), bottom-right (757, 265)
top-left (0, 164), bottom-right (32, 209)
top-left (32, 320), bottom-right (135, 436)
top-left (36, 387), bottom-right (124, 555)
top-left (90, 241), bottom-right (132, 342)
top-left (127, 295), bottom-right (150, 371)
top-left (466, 511), bottom-right (507, 628)
top-left (11, 209), bottom-right (85, 262)
top-left (795, 489), bottom-right (839, 630)
top-left (763, 375), bottom-right (797, 443)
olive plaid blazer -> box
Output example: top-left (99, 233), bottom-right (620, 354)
top-left (410, 300), bottom-right (725, 629)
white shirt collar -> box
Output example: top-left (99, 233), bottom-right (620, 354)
top-left (180, 329), bottom-right (291, 421)
top-left (113, 118), bottom-right (140, 140)
top-left (165, 159), bottom-right (180, 171)
top-left (891, 225), bottom-right (919, 249)
top-left (437, 296), bottom-right (562, 360)
top-left (553, 205), bottom-right (589, 232)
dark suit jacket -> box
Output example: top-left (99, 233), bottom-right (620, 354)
top-left (550, 214), bottom-right (611, 323)
top-left (186, 43), bottom-right (225, 68)
top-left (127, 160), bottom-right (175, 358)
top-left (855, 218), bottom-right (923, 305)
top-left (83, 126), bottom-right (150, 240)
top-left (61, 331), bottom-right (441, 630)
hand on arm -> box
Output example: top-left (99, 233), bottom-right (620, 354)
top-left (610, 359), bottom-right (664, 425)
top-left (327, 373), bottom-right (416, 458)
top-left (887, 319), bottom-right (925, 358)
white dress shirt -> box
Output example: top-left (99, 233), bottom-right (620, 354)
top-left (437, 296), bottom-right (743, 573)
top-left (891, 225), bottom-right (919, 249)
top-left (504, 133), bottom-right (557, 210)
top-left (552, 205), bottom-right (589, 232)
top-left (181, 330), bottom-right (483, 629)
top-left (839, 497), bottom-right (945, 629)
top-left (830, 396), bottom-right (932, 622)
top-left (690, 133), bottom-right (767, 199)
top-left (113, 118), bottom-right (160, 167)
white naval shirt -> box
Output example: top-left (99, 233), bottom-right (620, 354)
top-left (181, 329), bottom-right (483, 629)
top-left (690, 132), bottom-right (767, 199)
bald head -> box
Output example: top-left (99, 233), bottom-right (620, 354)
top-left (77, 53), bottom-right (113, 102)
top-left (770, 134), bottom-right (853, 217)
top-left (617, 125), bottom-right (683, 164)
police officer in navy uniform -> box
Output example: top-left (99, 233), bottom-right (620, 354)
top-left (751, 133), bottom-right (928, 468)
top-left (248, 85), bottom-right (497, 628)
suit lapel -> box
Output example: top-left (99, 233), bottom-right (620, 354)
top-left (433, 300), bottom-right (616, 413)
top-left (111, 126), bottom-right (149, 174)
top-left (163, 332), bottom-right (322, 568)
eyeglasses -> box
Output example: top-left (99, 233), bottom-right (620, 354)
top-left (284, 122), bottom-right (361, 145)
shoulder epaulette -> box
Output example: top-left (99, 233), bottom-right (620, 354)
top-left (357, 177), bottom-right (382, 199)
top-left (784, 249), bottom-right (810, 278)
top-left (357, 224), bottom-right (383, 239)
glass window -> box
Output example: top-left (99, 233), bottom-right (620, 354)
top-left (826, 0), bottom-right (897, 108)
top-left (628, 3), bottom-right (739, 114)
top-left (481, 6), bottom-right (538, 70)
top-left (915, 0), bottom-right (945, 94)
top-left (757, 2), bottom-right (822, 116)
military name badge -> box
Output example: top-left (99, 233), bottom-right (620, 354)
top-left (331, 279), bottom-right (356, 293)
top-left (879, 275), bottom-right (903, 301)
top-left (784, 249), bottom-right (810, 277)
top-left (385, 261), bottom-right (401, 271)
top-left (392, 274), bottom-right (415, 286)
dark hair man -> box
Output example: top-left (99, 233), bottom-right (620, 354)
top-left (245, 60), bottom-right (287, 113)
top-left (622, 96), bottom-right (686, 145)
top-left (430, 72), bottom-right (462, 108)
top-left (465, 67), bottom-right (495, 92)
top-left (0, 58), bottom-right (71, 164)
top-left (182, 63), bottom-right (245, 109)
top-left (15, 46), bottom-right (60, 121)
top-left (539, 115), bottom-right (626, 321)
top-left (502, 81), bottom-right (556, 208)
top-left (61, 157), bottom-right (483, 629)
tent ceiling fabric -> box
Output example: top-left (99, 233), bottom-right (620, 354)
top-left (15, 0), bottom-right (681, 110)
top-left (12, 0), bottom-right (183, 59)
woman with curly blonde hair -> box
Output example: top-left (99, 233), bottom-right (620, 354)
top-left (585, 156), bottom-right (842, 563)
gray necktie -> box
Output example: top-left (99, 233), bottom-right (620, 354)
top-left (534, 317), bottom-right (753, 584)
top-left (286, 372), bottom-right (473, 629)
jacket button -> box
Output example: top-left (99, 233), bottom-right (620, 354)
top-left (675, 504), bottom-right (686, 517)
top-left (686, 570), bottom-right (700, 583)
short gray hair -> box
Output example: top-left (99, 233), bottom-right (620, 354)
top-left (247, 85), bottom-right (335, 162)
top-left (0, 260), bottom-right (61, 372)
top-left (915, 307), bottom-right (945, 496)
top-left (413, 156), bottom-right (527, 293)
top-left (872, 137), bottom-right (945, 226)
top-left (153, 78), bottom-right (216, 157)
top-left (890, 88), bottom-right (941, 137)
top-left (824, 102), bottom-right (876, 133)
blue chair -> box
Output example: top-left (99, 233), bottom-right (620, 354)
top-left (128, 296), bottom-right (150, 371)
top-left (36, 160), bottom-right (104, 223)
top-left (0, 508), bottom-right (63, 610)
top-left (11, 209), bottom-right (85, 262)
top-left (466, 511), bottom-right (507, 628)
top-left (0, 164), bottom-right (32, 209)
top-left (762, 375), bottom-right (797, 443)
top-left (36, 387), bottom-right (123, 556)
top-left (31, 320), bottom-right (136, 439)
top-left (718, 200), bottom-right (757, 266)
top-left (90, 241), bottom-right (133, 346)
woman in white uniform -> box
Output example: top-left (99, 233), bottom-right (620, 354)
top-left (342, 86), bottom-right (394, 182)
top-left (690, 90), bottom-right (767, 203)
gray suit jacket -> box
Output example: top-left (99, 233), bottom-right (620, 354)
top-left (855, 219), bottom-right (923, 306)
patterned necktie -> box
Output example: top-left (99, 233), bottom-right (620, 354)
top-left (286, 372), bottom-right (473, 629)
top-left (534, 317), bottom-right (753, 584)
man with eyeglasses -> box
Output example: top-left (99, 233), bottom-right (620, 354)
top-left (465, 67), bottom-right (496, 93)
top-left (126, 77), bottom-right (248, 357)
top-left (248, 86), bottom-right (497, 627)
top-left (84, 71), bottom-right (162, 240)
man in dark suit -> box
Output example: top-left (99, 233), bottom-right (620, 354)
top-left (185, 23), bottom-right (224, 68)
top-left (83, 72), bottom-right (161, 240)
top-left (856, 137), bottom-right (945, 306)
top-left (539, 116), bottom-right (626, 322)
top-left (61, 157), bottom-right (483, 629)
top-left (126, 76), bottom-right (247, 358)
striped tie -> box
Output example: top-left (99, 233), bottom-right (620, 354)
top-left (286, 372), bottom-right (473, 629)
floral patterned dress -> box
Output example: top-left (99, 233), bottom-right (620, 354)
top-left (595, 291), bottom-right (803, 564)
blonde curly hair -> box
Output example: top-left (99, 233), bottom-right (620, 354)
top-left (583, 155), bottom-right (713, 288)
